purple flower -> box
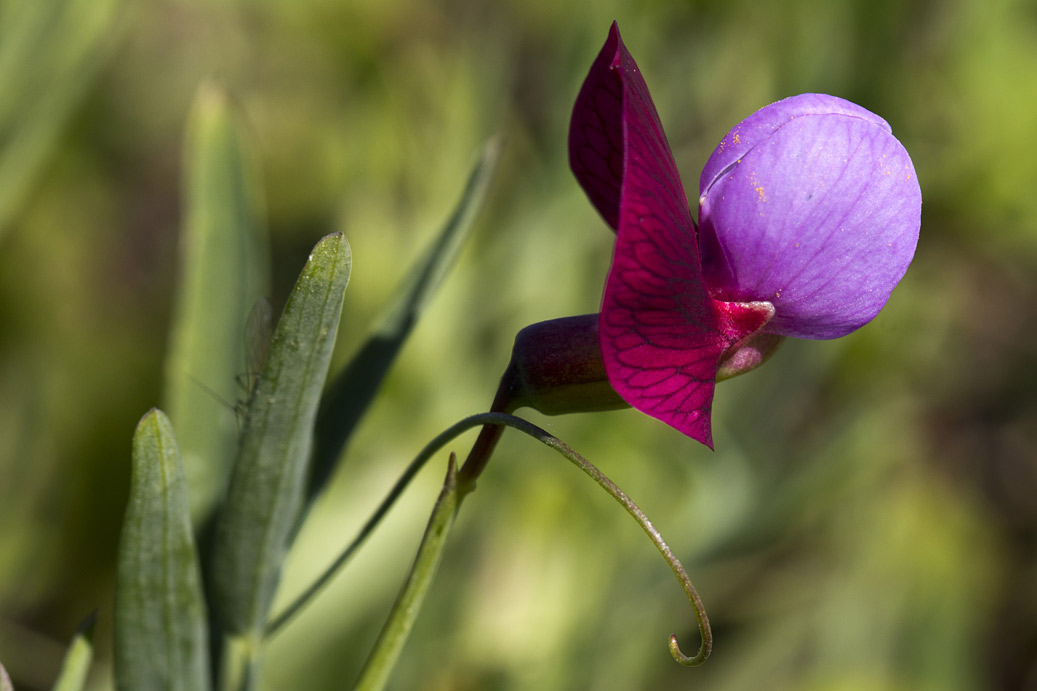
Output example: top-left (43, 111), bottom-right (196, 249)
top-left (568, 22), bottom-right (920, 447)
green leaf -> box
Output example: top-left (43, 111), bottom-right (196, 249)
top-left (51, 611), bottom-right (97, 691)
top-left (211, 233), bottom-right (352, 638)
top-left (307, 137), bottom-right (501, 504)
top-left (163, 82), bottom-right (269, 529)
top-left (116, 410), bottom-right (211, 691)
top-left (0, 0), bottom-right (126, 240)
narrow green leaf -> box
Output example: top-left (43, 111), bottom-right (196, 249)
top-left (163, 82), bottom-right (269, 528)
top-left (116, 410), bottom-right (211, 691)
top-left (308, 137), bottom-right (501, 504)
top-left (0, 0), bottom-right (126, 240)
top-left (211, 233), bottom-right (352, 638)
top-left (51, 611), bottom-right (97, 691)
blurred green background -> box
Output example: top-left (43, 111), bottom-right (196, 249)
top-left (1, 0), bottom-right (1036, 689)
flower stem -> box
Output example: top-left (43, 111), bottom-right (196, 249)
top-left (353, 454), bottom-right (460, 691)
top-left (499, 417), bottom-right (713, 666)
top-left (455, 362), bottom-right (519, 495)
top-left (265, 411), bottom-right (516, 640)
top-left (350, 373), bottom-right (521, 689)
top-left (264, 361), bottom-right (520, 641)
top-left (349, 411), bottom-right (711, 690)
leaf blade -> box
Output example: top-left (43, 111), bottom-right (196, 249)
top-left (0, 0), bottom-right (126, 240)
top-left (307, 138), bottom-right (501, 503)
top-left (51, 611), bottom-right (97, 691)
top-left (116, 410), bottom-right (211, 691)
top-left (163, 82), bottom-right (269, 528)
top-left (211, 233), bottom-right (352, 637)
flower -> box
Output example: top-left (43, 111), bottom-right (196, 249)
top-left (567, 22), bottom-right (920, 448)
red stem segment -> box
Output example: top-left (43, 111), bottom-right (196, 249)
top-left (456, 362), bottom-right (520, 495)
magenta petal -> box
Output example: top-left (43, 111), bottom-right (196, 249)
top-left (600, 231), bottom-right (722, 447)
top-left (569, 22), bottom-right (625, 230)
top-left (591, 24), bottom-right (737, 447)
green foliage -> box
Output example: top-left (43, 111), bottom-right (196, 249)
top-left (309, 137), bottom-right (501, 506)
top-left (210, 232), bottom-right (351, 640)
top-left (0, 0), bottom-right (125, 241)
top-left (163, 83), bottom-right (270, 529)
top-left (115, 124), bottom-right (492, 688)
top-left (50, 611), bottom-right (96, 691)
top-left (116, 411), bottom-right (210, 691)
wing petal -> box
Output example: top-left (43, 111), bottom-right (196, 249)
top-left (569, 22), bottom-right (625, 230)
top-left (591, 24), bottom-right (769, 447)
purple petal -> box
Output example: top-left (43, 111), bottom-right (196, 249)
top-left (699, 94), bottom-right (889, 195)
top-left (585, 24), bottom-right (770, 447)
top-left (698, 97), bottom-right (921, 339)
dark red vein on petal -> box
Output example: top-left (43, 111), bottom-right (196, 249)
top-left (595, 24), bottom-right (740, 448)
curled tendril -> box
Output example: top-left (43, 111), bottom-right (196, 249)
top-left (269, 411), bottom-right (712, 667)
top-left (671, 633), bottom-right (708, 666)
top-left (506, 413), bottom-right (712, 666)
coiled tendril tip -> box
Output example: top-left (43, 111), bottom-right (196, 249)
top-left (670, 632), bottom-right (710, 667)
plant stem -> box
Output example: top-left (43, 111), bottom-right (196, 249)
top-left (353, 455), bottom-right (460, 691)
top-left (269, 365), bottom-right (520, 642)
top-left (349, 371), bottom-right (520, 688)
top-left (350, 411), bottom-right (711, 690)
top-left (265, 410), bottom-right (517, 640)
top-left (526, 429), bottom-right (712, 665)
top-left (455, 362), bottom-right (519, 495)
